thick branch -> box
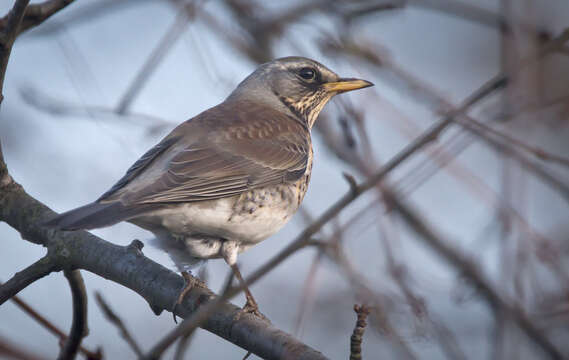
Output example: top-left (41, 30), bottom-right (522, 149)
top-left (58, 270), bottom-right (88, 360)
top-left (0, 183), bottom-right (327, 359)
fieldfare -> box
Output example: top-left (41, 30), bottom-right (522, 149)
top-left (45, 56), bottom-right (373, 315)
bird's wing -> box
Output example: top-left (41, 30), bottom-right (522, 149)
top-left (99, 102), bottom-right (310, 205)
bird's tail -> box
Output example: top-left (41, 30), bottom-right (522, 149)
top-left (42, 201), bottom-right (136, 230)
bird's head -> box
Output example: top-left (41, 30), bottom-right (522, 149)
top-left (228, 57), bottom-right (373, 128)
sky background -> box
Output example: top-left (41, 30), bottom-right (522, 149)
top-left (1, 0), bottom-right (569, 359)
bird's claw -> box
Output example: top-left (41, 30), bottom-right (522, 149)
top-left (242, 299), bottom-right (269, 322)
top-left (173, 271), bottom-right (206, 323)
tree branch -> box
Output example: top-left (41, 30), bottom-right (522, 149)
top-left (9, 293), bottom-right (101, 359)
top-left (0, 0), bottom-right (30, 103)
top-left (0, 180), bottom-right (327, 359)
top-left (0, 256), bottom-right (58, 305)
top-left (0, 336), bottom-right (45, 360)
top-left (0, 0), bottom-right (75, 37)
top-left (390, 197), bottom-right (564, 359)
top-left (234, 72), bottom-right (507, 300)
top-left (350, 305), bottom-right (370, 360)
top-left (58, 270), bottom-right (88, 360)
top-left (95, 291), bottom-right (143, 358)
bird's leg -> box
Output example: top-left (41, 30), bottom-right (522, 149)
top-left (229, 262), bottom-right (260, 314)
top-left (221, 240), bottom-right (265, 318)
top-left (173, 271), bottom-right (205, 323)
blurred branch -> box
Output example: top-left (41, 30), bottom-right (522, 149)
top-left (391, 197), bottom-right (564, 359)
top-left (116, 3), bottom-right (194, 114)
top-left (8, 292), bottom-right (101, 359)
top-left (0, 336), bottom-right (46, 360)
top-left (143, 269), bottom-right (237, 360)
top-left (237, 70), bottom-right (507, 302)
top-left (408, 0), bottom-right (508, 33)
top-left (323, 230), bottom-right (418, 360)
top-left (350, 304), bottom-right (370, 360)
top-left (173, 330), bottom-right (195, 360)
top-left (25, 0), bottom-right (159, 37)
top-left (95, 292), bottom-right (143, 358)
top-left (0, 0), bottom-right (75, 36)
top-left (20, 86), bottom-right (174, 135)
top-left (322, 29), bottom-right (569, 202)
top-left (460, 116), bottom-right (569, 168)
top-left (293, 250), bottom-right (323, 337)
top-left (58, 270), bottom-right (88, 360)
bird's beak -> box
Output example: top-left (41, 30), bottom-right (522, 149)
top-left (322, 78), bottom-right (374, 93)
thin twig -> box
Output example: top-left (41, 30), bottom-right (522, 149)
top-left (9, 293), bottom-right (101, 359)
top-left (235, 71), bottom-right (507, 306)
top-left (350, 305), bottom-right (370, 360)
top-left (95, 292), bottom-right (143, 357)
top-left (115, 4), bottom-right (193, 114)
top-left (457, 116), bottom-right (569, 168)
top-left (144, 269), bottom-right (236, 360)
top-left (293, 250), bottom-right (324, 337)
top-left (391, 198), bottom-right (564, 359)
top-left (0, 256), bottom-right (58, 305)
top-left (58, 270), bottom-right (88, 360)
top-left (323, 30), bottom-right (569, 202)
top-left (0, 336), bottom-right (46, 360)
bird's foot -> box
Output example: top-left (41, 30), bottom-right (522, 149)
top-left (241, 296), bottom-right (269, 322)
top-left (173, 271), bottom-right (206, 323)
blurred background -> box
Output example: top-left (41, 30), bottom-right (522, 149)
top-left (1, 0), bottom-right (569, 359)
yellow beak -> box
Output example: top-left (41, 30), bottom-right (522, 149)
top-left (322, 78), bottom-right (374, 93)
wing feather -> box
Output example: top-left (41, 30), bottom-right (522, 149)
top-left (101, 101), bottom-right (310, 206)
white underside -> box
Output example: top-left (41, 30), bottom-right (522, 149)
top-left (131, 190), bottom-right (299, 270)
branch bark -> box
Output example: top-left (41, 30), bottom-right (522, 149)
top-left (0, 0), bottom-right (75, 37)
top-left (0, 0), bottom-right (30, 102)
top-left (58, 270), bottom-right (88, 360)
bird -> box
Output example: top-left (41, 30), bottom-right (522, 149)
top-left (44, 56), bottom-right (373, 316)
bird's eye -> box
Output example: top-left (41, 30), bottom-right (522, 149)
top-left (299, 67), bottom-right (316, 80)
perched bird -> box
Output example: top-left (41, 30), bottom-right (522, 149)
top-left (45, 56), bottom-right (373, 314)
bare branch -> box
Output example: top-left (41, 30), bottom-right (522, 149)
top-left (95, 291), bottom-right (143, 357)
top-left (116, 4), bottom-right (193, 114)
top-left (391, 198), bottom-right (564, 359)
top-left (9, 293), bottom-right (101, 359)
top-left (350, 304), bottom-right (370, 360)
top-left (0, 0), bottom-right (30, 103)
top-left (237, 71), bottom-right (507, 300)
top-left (0, 336), bottom-right (46, 360)
top-left (58, 270), bottom-right (88, 360)
top-left (0, 0), bottom-right (75, 37)
top-left (0, 256), bottom-right (58, 305)
top-left (0, 179), bottom-right (327, 360)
